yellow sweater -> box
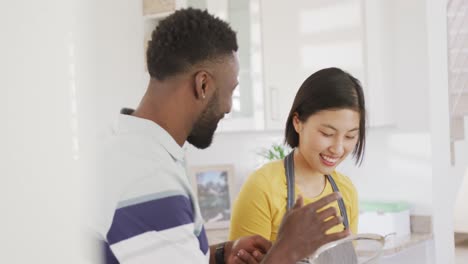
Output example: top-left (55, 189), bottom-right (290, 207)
top-left (229, 160), bottom-right (358, 241)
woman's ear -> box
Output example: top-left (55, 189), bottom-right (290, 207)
top-left (292, 113), bottom-right (302, 133)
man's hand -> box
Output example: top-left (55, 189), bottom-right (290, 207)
top-left (262, 192), bottom-right (351, 264)
top-left (225, 235), bottom-right (272, 264)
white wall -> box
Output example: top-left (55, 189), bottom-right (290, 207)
top-left (1, 0), bottom-right (146, 263)
top-left (1, 0), bottom-right (84, 263)
top-left (339, 128), bottom-right (433, 215)
top-left (76, 0), bottom-right (147, 261)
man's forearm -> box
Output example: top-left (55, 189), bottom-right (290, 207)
top-left (209, 239), bottom-right (299, 264)
top-left (260, 241), bottom-right (296, 264)
top-left (209, 243), bottom-right (221, 264)
top-left (209, 241), bottom-right (232, 264)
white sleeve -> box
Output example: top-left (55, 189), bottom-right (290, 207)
top-left (103, 194), bottom-right (210, 264)
top-left (110, 224), bottom-right (209, 264)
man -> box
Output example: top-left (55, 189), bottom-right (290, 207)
top-left (96, 8), bottom-right (349, 264)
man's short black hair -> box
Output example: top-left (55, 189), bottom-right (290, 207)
top-left (146, 8), bottom-right (238, 80)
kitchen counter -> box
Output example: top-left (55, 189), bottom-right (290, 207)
top-left (376, 232), bottom-right (433, 256)
top-left (377, 233), bottom-right (434, 264)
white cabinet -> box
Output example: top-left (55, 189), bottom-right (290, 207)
top-left (362, 0), bottom-right (395, 127)
top-left (141, 0), bottom-right (400, 131)
top-left (259, 0), bottom-right (304, 130)
top-left (259, 0), bottom-right (395, 130)
top-left (260, 0), bottom-right (367, 130)
top-left (215, 0), bottom-right (266, 132)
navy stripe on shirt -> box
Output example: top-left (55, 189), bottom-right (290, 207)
top-left (106, 195), bottom-right (194, 245)
top-left (101, 240), bottom-right (119, 264)
top-left (197, 227), bottom-right (209, 255)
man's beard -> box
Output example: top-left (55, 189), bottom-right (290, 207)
top-left (187, 97), bottom-right (222, 149)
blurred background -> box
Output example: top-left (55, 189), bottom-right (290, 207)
top-left (0, 0), bottom-right (466, 263)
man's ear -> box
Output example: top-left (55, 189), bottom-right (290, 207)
top-left (194, 70), bottom-right (209, 100)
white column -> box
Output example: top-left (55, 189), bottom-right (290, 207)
top-left (426, 0), bottom-right (456, 263)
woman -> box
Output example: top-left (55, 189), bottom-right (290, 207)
top-left (229, 67), bottom-right (366, 241)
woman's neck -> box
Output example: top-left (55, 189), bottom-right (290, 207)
top-left (293, 148), bottom-right (326, 198)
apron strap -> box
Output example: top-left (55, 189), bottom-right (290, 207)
top-left (284, 151), bottom-right (296, 211)
top-left (283, 151), bottom-right (349, 230)
top-left (326, 174), bottom-right (349, 230)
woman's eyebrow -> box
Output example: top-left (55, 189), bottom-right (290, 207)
top-left (320, 124), bottom-right (359, 132)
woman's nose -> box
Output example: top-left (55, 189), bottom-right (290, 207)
top-left (329, 140), bottom-right (344, 156)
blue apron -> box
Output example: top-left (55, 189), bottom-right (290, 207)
top-left (283, 151), bottom-right (349, 229)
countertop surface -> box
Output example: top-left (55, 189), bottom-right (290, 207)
top-left (374, 232), bottom-right (433, 256)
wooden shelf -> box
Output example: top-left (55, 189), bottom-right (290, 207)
top-left (143, 11), bottom-right (174, 21)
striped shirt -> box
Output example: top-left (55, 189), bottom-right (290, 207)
top-left (96, 109), bottom-right (209, 263)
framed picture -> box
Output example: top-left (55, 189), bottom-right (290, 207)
top-left (190, 165), bottom-right (235, 229)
